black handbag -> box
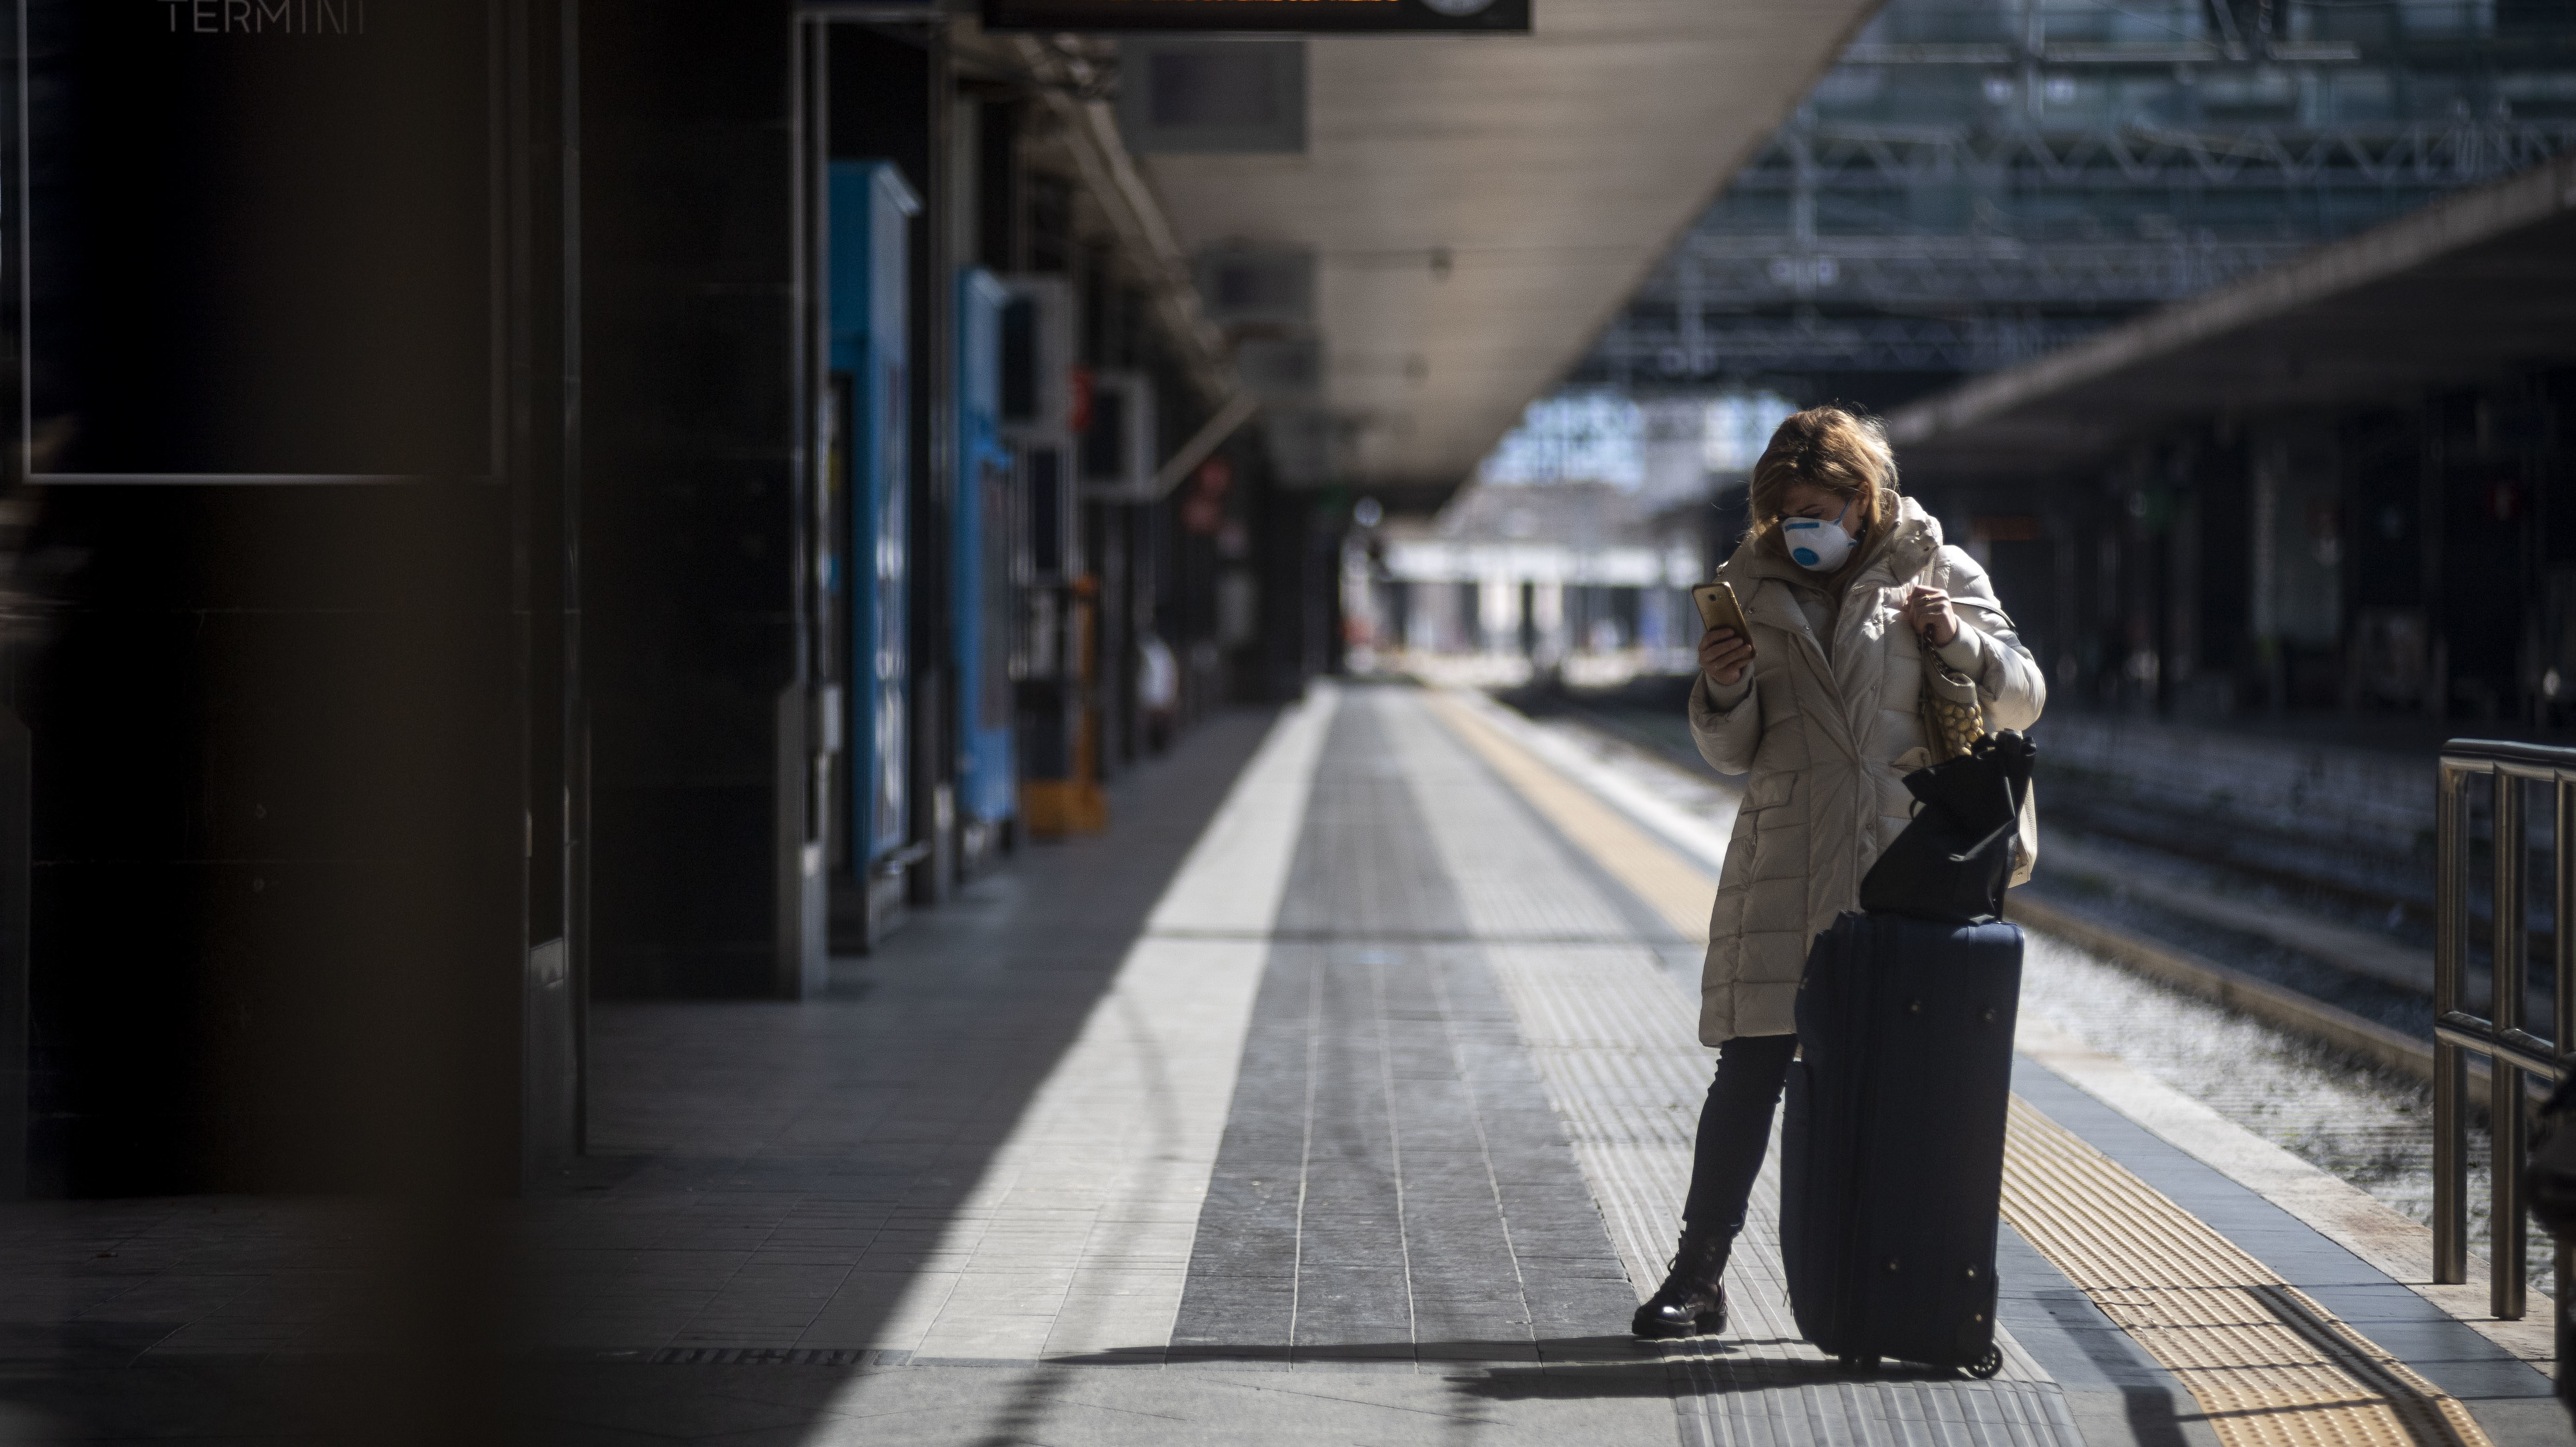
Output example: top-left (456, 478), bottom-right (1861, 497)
top-left (2526, 1073), bottom-right (2576, 1238)
top-left (1856, 731), bottom-right (2036, 926)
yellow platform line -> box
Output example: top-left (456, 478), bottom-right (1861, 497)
top-left (1422, 690), bottom-right (1714, 940)
top-left (2006, 1100), bottom-right (2488, 1447)
top-left (1420, 686), bottom-right (2496, 1447)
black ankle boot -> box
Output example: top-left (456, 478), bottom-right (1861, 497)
top-left (1632, 1229), bottom-right (1731, 1339)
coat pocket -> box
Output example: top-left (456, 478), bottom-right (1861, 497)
top-left (1744, 771), bottom-right (1797, 814)
top-left (1739, 771), bottom-right (1806, 884)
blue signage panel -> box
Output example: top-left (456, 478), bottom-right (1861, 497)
top-left (828, 161), bottom-right (921, 869)
top-left (954, 269), bottom-right (1018, 835)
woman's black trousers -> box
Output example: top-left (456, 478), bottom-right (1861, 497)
top-left (1681, 1032), bottom-right (1798, 1237)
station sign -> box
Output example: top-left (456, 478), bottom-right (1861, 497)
top-left (23, 2), bottom-right (490, 482)
top-left (980, 0), bottom-right (1527, 34)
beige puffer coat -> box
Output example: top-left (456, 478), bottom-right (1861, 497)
top-left (1688, 497), bottom-right (2045, 1044)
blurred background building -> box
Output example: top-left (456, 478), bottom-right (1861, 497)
top-left (1363, 0), bottom-right (2576, 732)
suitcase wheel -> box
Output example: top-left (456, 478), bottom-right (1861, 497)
top-left (1962, 1348), bottom-right (2003, 1380)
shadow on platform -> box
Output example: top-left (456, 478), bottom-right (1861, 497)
top-left (1048, 1335), bottom-right (1984, 1396)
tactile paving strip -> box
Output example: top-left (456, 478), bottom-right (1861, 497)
top-left (2002, 1098), bottom-right (2492, 1447)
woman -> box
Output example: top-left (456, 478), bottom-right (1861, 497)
top-left (1632, 405), bottom-right (2045, 1340)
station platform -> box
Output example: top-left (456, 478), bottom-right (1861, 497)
top-left (6, 682), bottom-right (2568, 1447)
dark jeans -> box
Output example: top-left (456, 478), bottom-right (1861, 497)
top-left (1681, 1032), bottom-right (1798, 1237)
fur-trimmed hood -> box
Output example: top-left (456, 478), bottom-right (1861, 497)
top-left (1717, 493), bottom-right (1943, 597)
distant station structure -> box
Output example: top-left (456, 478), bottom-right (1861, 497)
top-left (1576, 0), bottom-right (2576, 412)
top-left (1349, 480), bottom-right (1704, 685)
top-left (1505, 0), bottom-right (2576, 729)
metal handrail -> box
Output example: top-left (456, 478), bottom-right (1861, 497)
top-left (2435, 739), bottom-right (2576, 1336)
top-left (2434, 1012), bottom-right (2562, 1082)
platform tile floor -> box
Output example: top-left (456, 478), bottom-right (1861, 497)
top-left (0, 682), bottom-right (2563, 1447)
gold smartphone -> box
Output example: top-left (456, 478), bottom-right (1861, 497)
top-left (1691, 581), bottom-right (1752, 639)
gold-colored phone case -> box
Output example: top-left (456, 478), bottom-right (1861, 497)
top-left (1691, 581), bottom-right (1750, 637)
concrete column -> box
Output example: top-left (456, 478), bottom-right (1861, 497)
top-left (1533, 580), bottom-right (1567, 664)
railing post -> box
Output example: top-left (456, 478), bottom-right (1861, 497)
top-left (2435, 760), bottom-right (2469, 1286)
top-left (2493, 774), bottom-right (2527, 1321)
top-left (2557, 778), bottom-right (2575, 1366)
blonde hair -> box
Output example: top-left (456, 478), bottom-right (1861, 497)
top-left (1743, 406), bottom-right (1900, 576)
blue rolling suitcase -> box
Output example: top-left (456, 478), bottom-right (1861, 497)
top-left (1781, 910), bottom-right (2023, 1377)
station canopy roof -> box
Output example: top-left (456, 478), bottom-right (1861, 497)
top-left (1125, 0), bottom-right (1881, 502)
top-left (1885, 152), bottom-right (2576, 486)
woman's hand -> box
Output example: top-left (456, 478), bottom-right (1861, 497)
top-left (1699, 625), bottom-right (1754, 687)
top-left (1900, 586), bottom-right (1959, 647)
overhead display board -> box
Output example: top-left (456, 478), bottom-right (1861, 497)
top-left (980, 0), bottom-right (1527, 34)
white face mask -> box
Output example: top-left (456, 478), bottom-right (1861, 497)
top-left (1782, 501), bottom-right (1859, 573)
